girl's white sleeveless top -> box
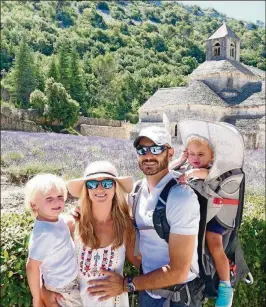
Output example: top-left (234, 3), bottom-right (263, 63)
top-left (76, 240), bottom-right (129, 307)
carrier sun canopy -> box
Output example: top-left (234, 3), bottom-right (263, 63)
top-left (178, 119), bottom-right (245, 182)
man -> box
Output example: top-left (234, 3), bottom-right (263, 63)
top-left (87, 126), bottom-right (202, 307)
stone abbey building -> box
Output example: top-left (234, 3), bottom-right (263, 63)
top-left (131, 23), bottom-right (265, 149)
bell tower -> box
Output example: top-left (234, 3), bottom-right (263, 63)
top-left (206, 22), bottom-right (240, 61)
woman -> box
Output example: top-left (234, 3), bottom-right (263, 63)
top-left (42, 160), bottom-right (140, 307)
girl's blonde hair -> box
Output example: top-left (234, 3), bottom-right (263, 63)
top-left (78, 182), bottom-right (134, 249)
top-left (24, 174), bottom-right (67, 217)
top-left (187, 135), bottom-right (214, 154)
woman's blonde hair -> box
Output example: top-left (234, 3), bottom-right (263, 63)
top-left (24, 174), bottom-right (67, 217)
top-left (77, 182), bottom-right (134, 249)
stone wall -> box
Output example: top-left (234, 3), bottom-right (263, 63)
top-left (1, 107), bottom-right (43, 132)
top-left (80, 123), bottom-right (132, 139)
top-left (76, 116), bottom-right (122, 127)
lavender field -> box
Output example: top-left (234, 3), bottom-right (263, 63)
top-left (1, 130), bottom-right (265, 192)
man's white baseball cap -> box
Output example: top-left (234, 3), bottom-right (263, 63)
top-left (133, 126), bottom-right (172, 148)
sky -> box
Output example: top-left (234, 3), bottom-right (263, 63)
top-left (178, 1), bottom-right (265, 23)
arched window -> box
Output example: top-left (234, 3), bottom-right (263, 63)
top-left (230, 42), bottom-right (235, 58)
top-left (175, 124), bottom-right (178, 136)
top-left (213, 42), bottom-right (220, 56)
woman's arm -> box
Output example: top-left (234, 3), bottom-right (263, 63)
top-left (125, 230), bottom-right (141, 269)
top-left (26, 258), bottom-right (44, 307)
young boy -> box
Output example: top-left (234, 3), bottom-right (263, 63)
top-left (25, 174), bottom-right (81, 307)
top-left (170, 136), bottom-right (233, 307)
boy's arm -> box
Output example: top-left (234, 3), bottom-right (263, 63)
top-left (62, 214), bottom-right (76, 238)
top-left (26, 258), bottom-right (44, 307)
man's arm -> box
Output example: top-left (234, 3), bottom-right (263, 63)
top-left (131, 233), bottom-right (196, 290)
top-left (87, 232), bottom-right (196, 300)
top-left (26, 258), bottom-right (44, 307)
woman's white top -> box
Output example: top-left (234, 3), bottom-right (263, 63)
top-left (76, 240), bottom-right (129, 307)
top-left (28, 216), bottom-right (78, 288)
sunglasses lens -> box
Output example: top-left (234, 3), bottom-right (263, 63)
top-left (136, 147), bottom-right (147, 155)
top-left (86, 180), bottom-right (98, 189)
top-left (150, 145), bottom-right (165, 155)
top-left (101, 179), bottom-right (114, 189)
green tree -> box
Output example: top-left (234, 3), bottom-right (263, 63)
top-left (29, 89), bottom-right (47, 113)
top-left (57, 40), bottom-right (71, 90)
top-left (47, 56), bottom-right (59, 82)
top-left (69, 46), bottom-right (87, 114)
top-left (45, 78), bottom-right (79, 127)
top-left (12, 38), bottom-right (37, 108)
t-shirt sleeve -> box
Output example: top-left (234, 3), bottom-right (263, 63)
top-left (166, 184), bottom-right (200, 235)
top-left (28, 232), bottom-right (54, 261)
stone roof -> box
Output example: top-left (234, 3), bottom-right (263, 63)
top-left (238, 81), bottom-right (265, 106)
top-left (242, 64), bottom-right (266, 80)
top-left (207, 23), bottom-right (240, 41)
top-left (139, 80), bottom-right (227, 111)
top-left (190, 59), bottom-right (258, 79)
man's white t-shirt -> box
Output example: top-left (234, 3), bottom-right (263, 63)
top-left (133, 171), bottom-right (200, 296)
top-left (28, 216), bottom-right (78, 289)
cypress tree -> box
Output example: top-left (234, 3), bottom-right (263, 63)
top-left (47, 56), bottom-right (59, 82)
top-left (69, 46), bottom-right (87, 114)
top-left (57, 40), bottom-right (71, 90)
top-left (12, 38), bottom-right (36, 108)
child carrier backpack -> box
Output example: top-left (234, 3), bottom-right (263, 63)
top-left (132, 119), bottom-right (253, 305)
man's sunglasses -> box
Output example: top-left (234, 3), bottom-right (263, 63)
top-left (136, 145), bottom-right (170, 156)
top-left (86, 179), bottom-right (115, 190)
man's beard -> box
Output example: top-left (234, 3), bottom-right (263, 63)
top-left (138, 156), bottom-right (169, 176)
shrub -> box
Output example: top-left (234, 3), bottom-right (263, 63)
top-left (60, 127), bottom-right (80, 135)
top-left (1, 193), bottom-right (265, 306)
top-left (7, 162), bottom-right (63, 184)
top-left (1, 213), bottom-right (33, 307)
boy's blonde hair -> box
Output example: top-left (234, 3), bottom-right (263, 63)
top-left (187, 135), bottom-right (214, 154)
top-left (24, 174), bottom-right (67, 217)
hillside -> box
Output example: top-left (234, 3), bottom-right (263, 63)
top-left (1, 0), bottom-right (265, 123)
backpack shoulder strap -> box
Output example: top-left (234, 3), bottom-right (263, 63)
top-left (131, 179), bottom-right (143, 222)
top-left (153, 178), bottom-right (179, 243)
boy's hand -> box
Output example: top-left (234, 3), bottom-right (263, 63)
top-left (33, 298), bottom-right (44, 307)
top-left (41, 286), bottom-right (63, 307)
top-left (71, 206), bottom-right (80, 221)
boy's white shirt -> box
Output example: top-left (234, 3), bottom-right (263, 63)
top-left (28, 215), bottom-right (78, 289)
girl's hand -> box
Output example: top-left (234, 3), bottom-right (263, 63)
top-left (180, 148), bottom-right (188, 162)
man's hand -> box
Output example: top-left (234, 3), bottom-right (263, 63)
top-left (87, 270), bottom-right (124, 301)
top-left (41, 286), bottom-right (63, 307)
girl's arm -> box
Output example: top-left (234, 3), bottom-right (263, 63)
top-left (26, 258), bottom-right (44, 307)
top-left (179, 168), bottom-right (209, 183)
top-left (169, 148), bottom-right (188, 170)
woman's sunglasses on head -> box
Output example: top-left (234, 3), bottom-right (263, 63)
top-left (86, 179), bottom-right (115, 190)
top-left (136, 145), bottom-right (170, 156)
